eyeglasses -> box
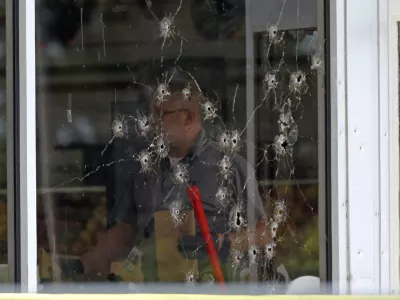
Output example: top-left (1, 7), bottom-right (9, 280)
top-left (155, 108), bottom-right (189, 118)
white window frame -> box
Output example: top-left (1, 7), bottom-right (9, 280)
top-left (6, 0), bottom-right (38, 292)
top-left (389, 0), bottom-right (400, 294)
top-left (19, 0), bottom-right (37, 292)
top-left (330, 0), bottom-right (399, 294)
top-left (329, 0), bottom-right (348, 293)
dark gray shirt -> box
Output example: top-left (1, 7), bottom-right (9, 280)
top-left (117, 128), bottom-right (266, 240)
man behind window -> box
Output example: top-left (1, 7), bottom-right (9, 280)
top-left (63, 71), bottom-right (271, 282)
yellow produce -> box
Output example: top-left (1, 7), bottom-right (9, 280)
top-left (80, 230), bottom-right (92, 245)
top-left (0, 224), bottom-right (7, 241)
top-left (86, 218), bottom-right (98, 232)
top-left (93, 206), bottom-right (107, 221)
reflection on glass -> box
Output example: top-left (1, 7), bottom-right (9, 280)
top-left (36, 0), bottom-right (324, 291)
top-left (0, 0), bottom-right (6, 282)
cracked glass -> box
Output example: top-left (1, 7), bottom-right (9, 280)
top-left (36, 0), bottom-right (326, 292)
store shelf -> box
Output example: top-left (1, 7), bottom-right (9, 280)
top-left (0, 180), bottom-right (319, 197)
top-left (259, 179), bottom-right (319, 186)
top-left (0, 186), bottom-right (106, 196)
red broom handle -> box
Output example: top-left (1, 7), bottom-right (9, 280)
top-left (187, 185), bottom-right (225, 286)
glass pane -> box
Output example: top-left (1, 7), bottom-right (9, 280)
top-left (36, 0), bottom-right (325, 292)
top-left (0, 0), bottom-right (7, 283)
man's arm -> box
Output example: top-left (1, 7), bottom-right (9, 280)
top-left (80, 222), bottom-right (135, 275)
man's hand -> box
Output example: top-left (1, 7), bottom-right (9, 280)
top-left (80, 222), bottom-right (135, 276)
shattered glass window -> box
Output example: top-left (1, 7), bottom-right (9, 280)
top-left (36, 0), bottom-right (326, 291)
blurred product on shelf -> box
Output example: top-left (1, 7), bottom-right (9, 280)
top-left (0, 200), bottom-right (6, 242)
top-left (0, 200), bottom-right (6, 265)
top-left (37, 191), bottom-right (107, 257)
top-left (38, 248), bottom-right (62, 282)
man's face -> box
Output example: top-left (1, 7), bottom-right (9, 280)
top-left (152, 93), bottom-right (189, 145)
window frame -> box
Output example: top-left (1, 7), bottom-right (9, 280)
top-left (7, 0), bottom-right (38, 291)
top-left (389, 0), bottom-right (400, 293)
top-left (5, 0), bottom-right (16, 285)
top-left (330, 0), bottom-right (399, 294)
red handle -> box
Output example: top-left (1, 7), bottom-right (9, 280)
top-left (187, 185), bottom-right (225, 286)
